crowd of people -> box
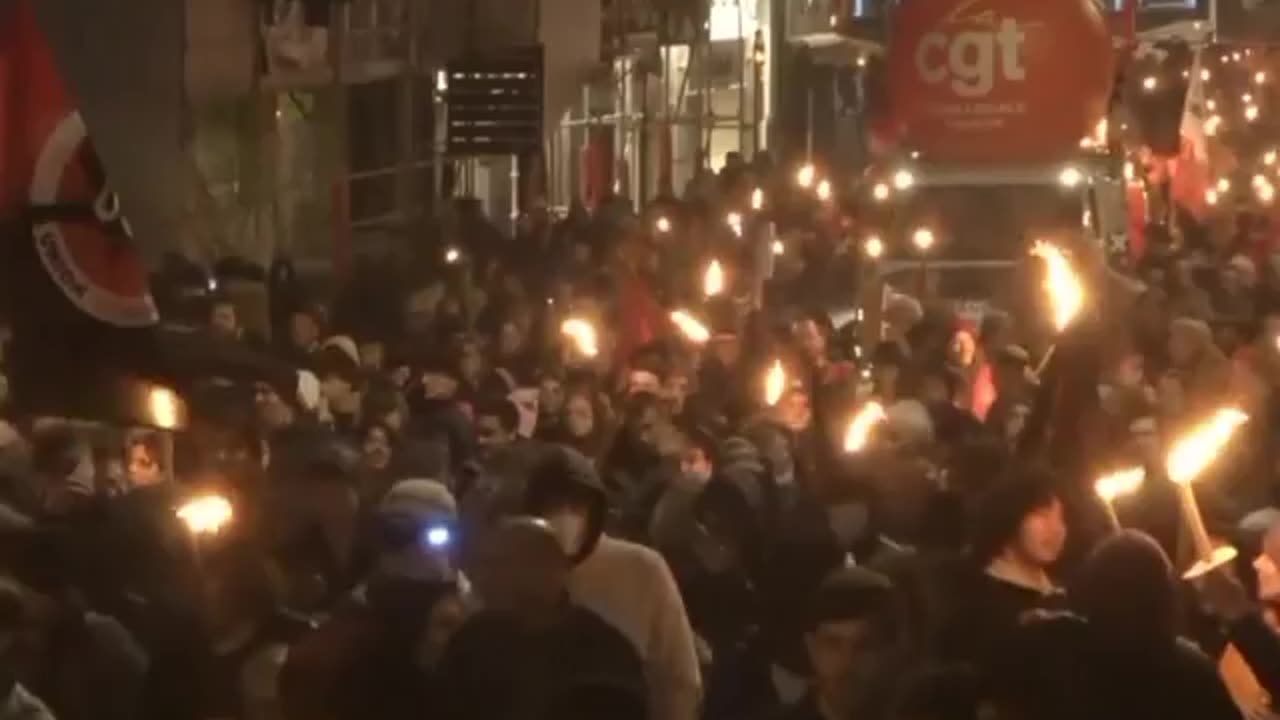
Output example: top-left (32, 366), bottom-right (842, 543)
top-left (4, 154), bottom-right (1280, 720)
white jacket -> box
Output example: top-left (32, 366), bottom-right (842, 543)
top-left (569, 535), bottom-right (702, 720)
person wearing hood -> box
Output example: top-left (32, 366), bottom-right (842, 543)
top-left (524, 445), bottom-right (702, 720)
top-left (280, 479), bottom-right (468, 720)
top-left (941, 467), bottom-right (1069, 672)
top-left (437, 516), bottom-right (646, 720)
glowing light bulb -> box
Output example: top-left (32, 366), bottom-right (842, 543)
top-left (1257, 71), bottom-right (1268, 85)
top-left (872, 183), bottom-right (891, 202)
top-left (1246, 105), bottom-right (1260, 122)
top-left (864, 236), bottom-right (884, 259)
top-left (1058, 166), bottom-right (1084, 188)
top-left (892, 169), bottom-right (915, 190)
top-left (816, 179), bottom-right (832, 202)
top-left (1217, 177), bottom-right (1232, 193)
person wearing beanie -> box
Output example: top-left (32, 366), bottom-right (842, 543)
top-left (522, 446), bottom-right (702, 720)
top-left (764, 567), bottom-right (901, 720)
top-left (315, 336), bottom-right (363, 435)
top-left (941, 466), bottom-right (1068, 672)
top-left (280, 479), bottom-right (468, 720)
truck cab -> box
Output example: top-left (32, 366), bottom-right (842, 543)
top-left (854, 155), bottom-right (1129, 345)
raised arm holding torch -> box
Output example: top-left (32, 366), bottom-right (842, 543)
top-left (1030, 240), bottom-right (1085, 376)
top-left (1166, 407), bottom-right (1249, 578)
top-left (1094, 467), bottom-right (1144, 531)
top-left (843, 401), bottom-right (887, 454)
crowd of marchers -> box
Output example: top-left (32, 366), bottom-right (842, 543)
top-left (4, 155), bottom-right (1280, 720)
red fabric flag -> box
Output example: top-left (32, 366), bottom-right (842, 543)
top-left (1170, 52), bottom-right (1212, 220)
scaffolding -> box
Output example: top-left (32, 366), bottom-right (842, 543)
top-left (546, 0), bottom-right (773, 211)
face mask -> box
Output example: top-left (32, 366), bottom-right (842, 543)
top-left (545, 511), bottom-right (588, 556)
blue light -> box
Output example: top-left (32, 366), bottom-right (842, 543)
top-left (425, 526), bottom-right (451, 548)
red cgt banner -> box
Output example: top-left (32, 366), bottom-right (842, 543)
top-left (886, 0), bottom-right (1115, 165)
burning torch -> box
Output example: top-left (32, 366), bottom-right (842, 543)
top-left (1094, 467), bottom-right (1144, 531)
top-left (703, 260), bottom-right (726, 298)
top-left (843, 401), bottom-right (887, 454)
top-left (764, 360), bottom-right (787, 407)
top-left (1030, 240), bottom-right (1085, 376)
top-left (1166, 407), bottom-right (1248, 578)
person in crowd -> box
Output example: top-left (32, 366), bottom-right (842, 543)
top-left (123, 432), bottom-right (166, 493)
top-left (942, 467), bottom-right (1069, 671)
top-left (314, 336), bottom-right (364, 435)
top-left (209, 295), bottom-right (243, 344)
top-left (283, 302), bottom-right (325, 370)
top-left (437, 516), bottom-right (646, 720)
top-left (523, 446), bottom-right (702, 720)
top-left (281, 479), bottom-right (467, 720)
top-left (999, 531), bottom-right (1242, 720)
top-left (765, 566), bottom-right (903, 720)
top-left (10, 152), bottom-right (1280, 720)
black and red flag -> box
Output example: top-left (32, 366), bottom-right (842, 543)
top-left (1, 0), bottom-right (295, 426)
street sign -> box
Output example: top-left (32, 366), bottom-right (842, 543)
top-left (445, 46), bottom-right (544, 156)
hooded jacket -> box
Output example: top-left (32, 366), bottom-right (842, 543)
top-left (525, 446), bottom-right (702, 720)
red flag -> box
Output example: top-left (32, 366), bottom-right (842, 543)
top-left (2, 0), bottom-right (299, 426)
top-left (1170, 52), bottom-right (1212, 220)
top-left (2, 0), bottom-right (156, 328)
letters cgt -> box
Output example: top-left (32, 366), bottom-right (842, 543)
top-left (887, 0), bottom-right (1114, 165)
